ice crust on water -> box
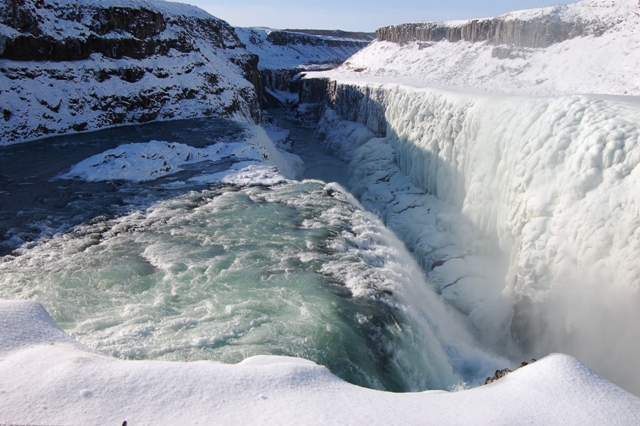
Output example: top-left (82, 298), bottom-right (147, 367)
top-left (1, 300), bottom-right (639, 425)
top-left (61, 124), bottom-right (304, 184)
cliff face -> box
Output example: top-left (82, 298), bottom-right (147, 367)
top-left (376, 13), bottom-right (603, 48)
top-left (0, 0), bottom-right (262, 144)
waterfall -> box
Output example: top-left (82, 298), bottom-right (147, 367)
top-left (314, 80), bottom-right (640, 394)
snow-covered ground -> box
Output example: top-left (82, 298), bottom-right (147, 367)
top-left (2, 299), bottom-right (639, 425)
top-left (338, 0), bottom-right (640, 96)
top-left (235, 27), bottom-right (368, 70)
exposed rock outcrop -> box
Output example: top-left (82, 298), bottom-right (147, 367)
top-left (0, 0), bottom-right (262, 144)
top-left (376, 5), bottom-right (607, 48)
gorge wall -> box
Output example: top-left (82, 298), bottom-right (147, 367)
top-left (0, 0), bottom-right (262, 144)
top-left (235, 27), bottom-right (370, 106)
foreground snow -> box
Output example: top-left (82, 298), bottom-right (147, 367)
top-left (1, 300), bottom-right (638, 425)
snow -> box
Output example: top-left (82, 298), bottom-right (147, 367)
top-left (60, 123), bottom-right (304, 184)
top-left (1, 300), bottom-right (639, 425)
top-left (332, 0), bottom-right (640, 96)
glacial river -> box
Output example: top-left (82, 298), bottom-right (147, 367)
top-left (0, 114), bottom-right (501, 392)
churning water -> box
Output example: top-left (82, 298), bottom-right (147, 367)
top-left (0, 115), bottom-right (502, 392)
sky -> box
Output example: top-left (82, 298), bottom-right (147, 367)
top-left (179, 0), bottom-right (579, 32)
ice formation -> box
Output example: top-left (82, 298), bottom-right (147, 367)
top-left (308, 0), bottom-right (640, 395)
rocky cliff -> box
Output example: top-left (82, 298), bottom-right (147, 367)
top-left (375, 2), bottom-right (615, 48)
top-left (0, 0), bottom-right (262, 144)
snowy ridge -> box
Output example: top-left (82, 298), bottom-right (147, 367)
top-left (1, 300), bottom-right (639, 425)
top-left (0, 0), bottom-right (262, 144)
top-left (338, 0), bottom-right (640, 96)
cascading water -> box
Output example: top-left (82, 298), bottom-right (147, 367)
top-left (0, 116), bottom-right (504, 393)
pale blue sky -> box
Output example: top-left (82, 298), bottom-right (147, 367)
top-left (181, 0), bottom-right (577, 31)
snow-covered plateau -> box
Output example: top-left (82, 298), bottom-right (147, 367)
top-left (340, 0), bottom-right (640, 96)
top-left (305, 0), bottom-right (640, 397)
top-left (2, 0), bottom-right (640, 424)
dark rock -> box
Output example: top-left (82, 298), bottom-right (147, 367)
top-left (118, 66), bottom-right (145, 83)
top-left (72, 122), bottom-right (87, 131)
top-left (484, 359), bottom-right (537, 385)
top-left (376, 9), bottom-right (605, 48)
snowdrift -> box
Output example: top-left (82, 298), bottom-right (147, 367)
top-left (1, 300), bottom-right (638, 425)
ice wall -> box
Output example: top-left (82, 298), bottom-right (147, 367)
top-left (314, 79), bottom-right (640, 395)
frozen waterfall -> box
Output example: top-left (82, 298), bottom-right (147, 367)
top-left (313, 79), bottom-right (640, 395)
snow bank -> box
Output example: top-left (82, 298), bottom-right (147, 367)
top-left (1, 300), bottom-right (638, 425)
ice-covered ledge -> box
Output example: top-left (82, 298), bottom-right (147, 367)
top-left (0, 300), bottom-right (639, 425)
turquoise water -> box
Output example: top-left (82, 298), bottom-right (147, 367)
top-left (0, 117), bottom-right (501, 392)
